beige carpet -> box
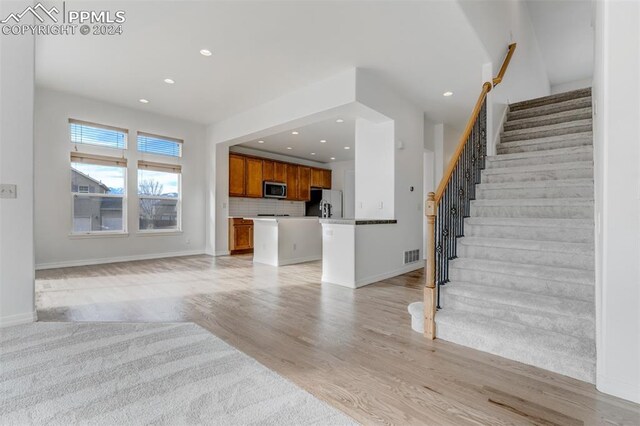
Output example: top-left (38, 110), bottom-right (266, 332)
top-left (0, 322), bottom-right (355, 425)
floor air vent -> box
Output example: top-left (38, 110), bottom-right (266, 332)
top-left (404, 249), bottom-right (420, 264)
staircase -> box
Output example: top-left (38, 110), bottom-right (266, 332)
top-left (435, 88), bottom-right (596, 383)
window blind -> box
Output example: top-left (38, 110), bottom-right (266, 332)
top-left (137, 132), bottom-right (182, 157)
top-left (69, 119), bottom-right (127, 149)
top-left (138, 160), bottom-right (181, 174)
top-left (70, 152), bottom-right (127, 167)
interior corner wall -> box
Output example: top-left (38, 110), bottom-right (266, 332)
top-left (214, 143), bottom-right (229, 255)
top-left (593, 0), bottom-right (640, 404)
top-left (34, 89), bottom-right (207, 268)
top-left (0, 3), bottom-right (36, 327)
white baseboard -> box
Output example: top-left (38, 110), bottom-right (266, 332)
top-left (597, 374), bottom-right (640, 404)
top-left (214, 250), bottom-right (230, 256)
top-left (323, 262), bottom-right (425, 289)
top-left (278, 255), bottom-right (321, 266)
top-left (35, 250), bottom-right (206, 270)
top-left (0, 310), bottom-right (37, 328)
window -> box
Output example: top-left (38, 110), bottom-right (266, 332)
top-left (71, 153), bottom-right (127, 234)
top-left (137, 132), bottom-right (182, 157)
top-left (138, 161), bottom-right (181, 231)
top-left (70, 119), bottom-right (127, 150)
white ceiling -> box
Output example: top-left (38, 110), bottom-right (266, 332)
top-left (36, 1), bottom-right (488, 127)
top-left (238, 117), bottom-right (355, 164)
top-left (526, 0), bottom-right (594, 86)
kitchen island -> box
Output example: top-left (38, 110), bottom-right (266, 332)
top-left (247, 217), bottom-right (322, 266)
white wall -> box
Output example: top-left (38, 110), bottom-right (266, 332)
top-left (458, 0), bottom-right (550, 149)
top-left (593, 0), bottom-right (640, 404)
top-left (354, 119), bottom-right (395, 218)
top-left (551, 78), bottom-right (592, 95)
top-left (0, 0), bottom-right (36, 327)
top-left (34, 89), bottom-right (207, 268)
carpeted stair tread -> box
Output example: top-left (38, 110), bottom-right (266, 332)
top-left (448, 264), bottom-right (594, 301)
top-left (442, 282), bottom-right (594, 320)
top-left (476, 179), bottom-right (593, 191)
top-left (509, 88), bottom-right (592, 112)
top-left (463, 216), bottom-right (593, 228)
top-left (482, 161), bottom-right (592, 175)
top-left (504, 107), bottom-right (592, 131)
top-left (476, 180), bottom-right (593, 200)
top-left (435, 309), bottom-right (596, 382)
top-left (507, 97), bottom-right (592, 122)
top-left (449, 258), bottom-right (594, 287)
top-left (471, 198), bottom-right (593, 207)
top-left (458, 236), bottom-right (593, 254)
top-left (501, 120), bottom-right (593, 143)
top-left (486, 146), bottom-right (593, 168)
top-left (497, 131), bottom-right (592, 151)
top-left (464, 219), bottom-right (593, 243)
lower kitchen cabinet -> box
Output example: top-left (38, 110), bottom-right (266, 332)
top-left (229, 218), bottom-right (253, 254)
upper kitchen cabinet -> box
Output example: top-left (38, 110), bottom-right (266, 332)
top-left (229, 154), bottom-right (246, 196)
top-left (273, 161), bottom-right (286, 183)
top-left (298, 166), bottom-right (311, 201)
top-left (285, 163), bottom-right (298, 200)
top-left (311, 168), bottom-right (332, 189)
top-left (321, 169), bottom-right (332, 189)
top-left (262, 160), bottom-right (274, 182)
top-left (245, 157), bottom-right (263, 197)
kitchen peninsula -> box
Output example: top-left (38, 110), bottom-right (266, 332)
top-left (249, 216), bottom-right (322, 266)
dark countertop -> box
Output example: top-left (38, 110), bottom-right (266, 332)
top-left (319, 218), bottom-right (398, 225)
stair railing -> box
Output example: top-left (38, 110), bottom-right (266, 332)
top-left (424, 43), bottom-right (516, 340)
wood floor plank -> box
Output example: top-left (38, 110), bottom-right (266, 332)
top-left (36, 254), bottom-right (640, 425)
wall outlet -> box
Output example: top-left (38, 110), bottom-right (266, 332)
top-left (0, 184), bottom-right (17, 199)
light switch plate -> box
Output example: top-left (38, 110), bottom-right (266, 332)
top-left (0, 184), bottom-right (17, 199)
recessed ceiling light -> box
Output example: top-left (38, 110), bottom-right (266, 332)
top-left (139, 99), bottom-right (149, 104)
top-left (164, 78), bottom-right (175, 84)
top-left (287, 147), bottom-right (293, 150)
top-left (258, 140), bottom-right (264, 144)
top-left (310, 152), bottom-right (316, 155)
top-left (320, 139), bottom-right (327, 143)
top-left (443, 91), bottom-right (453, 97)
top-left (200, 49), bottom-right (212, 56)
top-left (330, 157), bottom-right (336, 160)
top-left (344, 146), bottom-right (350, 150)
top-left (336, 118), bottom-right (344, 123)
top-left (291, 131), bottom-right (299, 135)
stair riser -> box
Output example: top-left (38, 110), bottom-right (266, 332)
top-left (476, 186), bottom-right (593, 200)
top-left (440, 292), bottom-right (595, 340)
top-left (482, 168), bottom-right (593, 183)
top-left (502, 124), bottom-right (593, 143)
top-left (448, 267), bottom-right (595, 300)
top-left (504, 110), bottom-right (592, 132)
top-left (498, 139), bottom-right (592, 154)
top-left (464, 223), bottom-right (594, 243)
top-left (470, 204), bottom-right (593, 219)
top-left (487, 153), bottom-right (593, 169)
top-left (509, 89), bottom-right (592, 112)
top-left (509, 94), bottom-right (591, 116)
top-left (458, 244), bottom-right (594, 270)
top-left (437, 322), bottom-right (595, 383)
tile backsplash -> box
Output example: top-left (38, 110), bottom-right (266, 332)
top-left (229, 197), bottom-right (306, 217)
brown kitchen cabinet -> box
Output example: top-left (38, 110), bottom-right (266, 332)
top-left (245, 157), bottom-right (263, 197)
top-left (262, 160), bottom-right (274, 182)
top-left (229, 154), bottom-right (246, 196)
top-left (285, 163), bottom-right (299, 200)
top-left (311, 168), bottom-right (323, 188)
top-left (298, 166), bottom-right (311, 201)
top-left (229, 218), bottom-right (253, 254)
top-left (273, 161), bottom-right (286, 183)
top-left (321, 169), bottom-right (332, 189)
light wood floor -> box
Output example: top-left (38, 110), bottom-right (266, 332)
top-left (36, 254), bottom-right (639, 425)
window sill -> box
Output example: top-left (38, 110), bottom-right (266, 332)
top-left (136, 230), bottom-right (183, 236)
top-left (68, 232), bottom-right (129, 239)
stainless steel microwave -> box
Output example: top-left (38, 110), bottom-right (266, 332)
top-left (263, 181), bottom-right (287, 199)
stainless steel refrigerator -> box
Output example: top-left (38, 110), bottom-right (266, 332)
top-left (305, 189), bottom-right (343, 218)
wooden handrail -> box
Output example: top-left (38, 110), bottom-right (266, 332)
top-left (493, 43), bottom-right (517, 87)
top-left (424, 43), bottom-right (516, 340)
top-left (434, 81), bottom-right (493, 202)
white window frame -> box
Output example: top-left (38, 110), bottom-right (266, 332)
top-left (70, 161), bottom-right (128, 237)
top-left (69, 119), bottom-right (128, 150)
top-left (137, 168), bottom-right (182, 234)
top-left (78, 185), bottom-right (89, 193)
